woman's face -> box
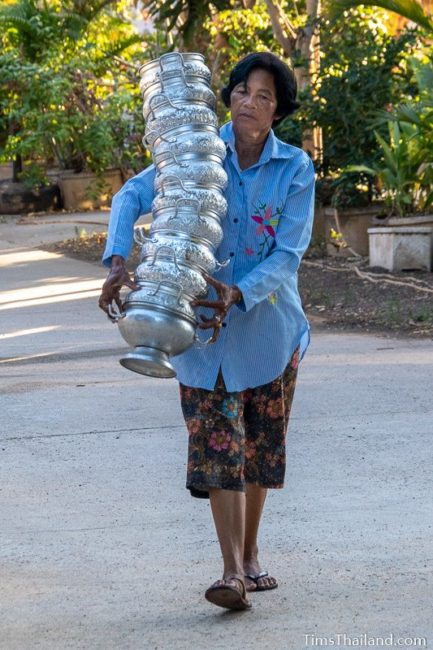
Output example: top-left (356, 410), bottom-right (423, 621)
top-left (229, 68), bottom-right (280, 137)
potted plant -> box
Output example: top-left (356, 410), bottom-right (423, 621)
top-left (0, 0), bottom-right (147, 212)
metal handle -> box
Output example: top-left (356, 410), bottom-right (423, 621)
top-left (148, 245), bottom-right (180, 270)
top-left (134, 227), bottom-right (152, 245)
top-left (154, 149), bottom-right (188, 168)
top-left (215, 257), bottom-right (231, 270)
top-left (166, 197), bottom-right (200, 224)
top-left (159, 52), bottom-right (185, 72)
top-left (147, 92), bottom-right (178, 121)
top-left (194, 331), bottom-right (215, 346)
top-left (149, 279), bottom-right (184, 305)
top-left (142, 130), bottom-right (176, 148)
top-left (159, 174), bottom-right (189, 196)
top-left (157, 52), bottom-right (194, 90)
top-left (107, 303), bottom-right (125, 323)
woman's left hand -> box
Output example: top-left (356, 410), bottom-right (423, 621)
top-left (192, 274), bottom-right (243, 343)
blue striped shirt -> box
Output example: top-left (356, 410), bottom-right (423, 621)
top-left (103, 121), bottom-right (315, 391)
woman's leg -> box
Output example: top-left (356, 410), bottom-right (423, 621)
top-left (243, 484), bottom-right (277, 589)
top-left (206, 487), bottom-right (251, 609)
top-left (208, 487), bottom-right (246, 579)
top-left (241, 348), bottom-right (300, 591)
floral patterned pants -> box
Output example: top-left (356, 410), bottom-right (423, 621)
top-left (179, 346), bottom-right (300, 498)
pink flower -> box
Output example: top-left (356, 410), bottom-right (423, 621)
top-left (245, 441), bottom-right (256, 459)
top-left (266, 398), bottom-right (284, 419)
top-left (208, 430), bottom-right (231, 452)
top-left (251, 206), bottom-right (277, 237)
top-left (245, 247), bottom-right (254, 256)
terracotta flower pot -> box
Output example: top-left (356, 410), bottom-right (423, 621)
top-left (323, 205), bottom-right (385, 257)
top-left (58, 169), bottom-right (123, 210)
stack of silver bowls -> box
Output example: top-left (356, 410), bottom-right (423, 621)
top-left (111, 52), bottom-right (228, 379)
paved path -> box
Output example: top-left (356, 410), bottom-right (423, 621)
top-left (1, 215), bottom-right (432, 649)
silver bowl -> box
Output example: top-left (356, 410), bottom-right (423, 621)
top-left (155, 158), bottom-right (228, 192)
top-left (143, 84), bottom-right (216, 120)
top-left (118, 302), bottom-right (197, 378)
top-left (144, 106), bottom-right (218, 150)
top-left (134, 245), bottom-right (208, 298)
top-left (124, 279), bottom-right (196, 320)
top-left (139, 52), bottom-right (211, 99)
top-left (137, 231), bottom-right (220, 274)
top-left (150, 198), bottom-right (224, 248)
top-left (152, 175), bottom-right (227, 220)
top-left (147, 128), bottom-right (226, 164)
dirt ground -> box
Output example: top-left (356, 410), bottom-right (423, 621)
top-left (44, 231), bottom-right (433, 339)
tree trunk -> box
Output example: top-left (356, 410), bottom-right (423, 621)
top-left (12, 155), bottom-right (22, 183)
top-left (264, 0), bottom-right (322, 163)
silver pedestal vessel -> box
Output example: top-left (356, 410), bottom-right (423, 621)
top-left (109, 52), bottom-right (228, 378)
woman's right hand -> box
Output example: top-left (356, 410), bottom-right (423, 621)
top-left (98, 255), bottom-right (139, 318)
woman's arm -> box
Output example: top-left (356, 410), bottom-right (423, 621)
top-left (99, 165), bottom-right (156, 316)
top-left (102, 164), bottom-right (156, 267)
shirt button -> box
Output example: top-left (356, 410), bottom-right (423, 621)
top-left (239, 180), bottom-right (243, 186)
top-left (234, 218), bottom-right (239, 223)
top-left (222, 323), bottom-right (227, 328)
top-left (229, 252), bottom-right (234, 257)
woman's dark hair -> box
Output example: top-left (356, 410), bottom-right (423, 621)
top-left (221, 52), bottom-right (300, 125)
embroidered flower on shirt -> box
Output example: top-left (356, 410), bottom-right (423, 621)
top-left (250, 202), bottom-right (282, 261)
top-left (252, 205), bottom-right (278, 237)
top-left (268, 292), bottom-right (278, 305)
top-left (245, 247), bottom-right (254, 256)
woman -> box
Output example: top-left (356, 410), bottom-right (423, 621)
top-left (99, 52), bottom-right (315, 611)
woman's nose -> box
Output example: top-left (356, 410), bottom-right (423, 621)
top-left (242, 93), bottom-right (257, 109)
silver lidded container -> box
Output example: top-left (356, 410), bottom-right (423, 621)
top-left (109, 52), bottom-right (228, 378)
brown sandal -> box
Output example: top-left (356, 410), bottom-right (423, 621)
top-left (205, 575), bottom-right (252, 610)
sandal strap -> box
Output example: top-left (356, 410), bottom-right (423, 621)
top-left (223, 575), bottom-right (246, 596)
top-left (245, 571), bottom-right (269, 581)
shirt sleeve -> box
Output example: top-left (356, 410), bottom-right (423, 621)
top-left (235, 156), bottom-right (315, 312)
top-left (102, 164), bottom-right (156, 267)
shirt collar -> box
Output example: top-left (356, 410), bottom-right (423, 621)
top-left (219, 120), bottom-right (294, 165)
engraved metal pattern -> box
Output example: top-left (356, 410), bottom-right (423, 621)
top-left (142, 85), bottom-right (216, 119)
top-left (112, 52), bottom-right (228, 377)
top-left (123, 281), bottom-right (196, 321)
top-left (139, 234), bottom-right (217, 273)
top-left (135, 259), bottom-right (208, 298)
top-left (139, 52), bottom-right (211, 96)
top-left (155, 159), bottom-right (228, 191)
top-left (145, 130), bottom-right (226, 162)
top-left (152, 179), bottom-right (227, 219)
top-left (144, 106), bottom-right (219, 148)
top-left (150, 212), bottom-right (223, 248)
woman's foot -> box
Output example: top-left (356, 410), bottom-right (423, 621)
top-left (205, 574), bottom-right (252, 610)
top-left (243, 558), bottom-right (278, 592)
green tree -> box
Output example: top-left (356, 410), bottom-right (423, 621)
top-left (329, 0), bottom-right (433, 32)
top-left (0, 0), bottom-right (150, 186)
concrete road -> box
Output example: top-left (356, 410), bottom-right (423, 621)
top-left (1, 217), bottom-right (432, 650)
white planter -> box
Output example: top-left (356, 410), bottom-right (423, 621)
top-left (387, 215), bottom-right (433, 264)
top-left (368, 227), bottom-right (432, 272)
